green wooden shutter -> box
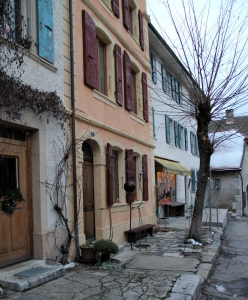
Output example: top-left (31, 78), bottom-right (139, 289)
top-left (196, 135), bottom-right (199, 156)
top-left (179, 84), bottom-right (183, 104)
top-left (179, 124), bottom-right (183, 148)
top-left (184, 128), bottom-right (188, 151)
top-left (151, 53), bottom-right (157, 84)
top-left (171, 76), bottom-right (174, 98)
top-left (37, 0), bottom-right (54, 63)
top-left (190, 132), bottom-right (194, 153)
top-left (191, 170), bottom-right (196, 192)
top-left (175, 80), bottom-right (179, 103)
top-left (174, 121), bottom-right (179, 147)
top-left (161, 65), bottom-right (167, 92)
top-left (165, 115), bottom-right (171, 143)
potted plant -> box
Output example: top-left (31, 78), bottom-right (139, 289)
top-left (93, 239), bottom-right (119, 262)
top-left (79, 242), bottom-right (96, 263)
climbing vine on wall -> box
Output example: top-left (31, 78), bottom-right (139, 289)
top-left (0, 0), bottom-right (66, 126)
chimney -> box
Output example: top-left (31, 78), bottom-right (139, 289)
top-left (226, 109), bottom-right (234, 125)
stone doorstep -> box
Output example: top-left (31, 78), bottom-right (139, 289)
top-left (0, 260), bottom-right (65, 292)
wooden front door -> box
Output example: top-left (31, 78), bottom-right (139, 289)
top-left (0, 137), bottom-right (31, 268)
top-left (82, 141), bottom-right (95, 240)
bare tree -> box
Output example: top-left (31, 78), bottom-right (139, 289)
top-left (151, 0), bottom-right (248, 241)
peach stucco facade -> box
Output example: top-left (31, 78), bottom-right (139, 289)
top-left (64, 0), bottom-right (156, 258)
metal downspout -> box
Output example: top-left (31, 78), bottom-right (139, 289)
top-left (239, 171), bottom-right (244, 216)
top-left (69, 0), bottom-right (80, 261)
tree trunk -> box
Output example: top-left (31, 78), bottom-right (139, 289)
top-left (188, 102), bottom-right (213, 241)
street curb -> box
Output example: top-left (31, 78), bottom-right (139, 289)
top-left (166, 274), bottom-right (202, 300)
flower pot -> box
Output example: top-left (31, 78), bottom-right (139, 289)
top-left (80, 246), bottom-right (96, 263)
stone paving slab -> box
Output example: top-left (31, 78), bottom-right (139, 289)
top-left (126, 255), bottom-right (200, 273)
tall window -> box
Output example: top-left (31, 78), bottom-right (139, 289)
top-left (131, 69), bottom-right (137, 113)
top-left (97, 38), bottom-right (106, 95)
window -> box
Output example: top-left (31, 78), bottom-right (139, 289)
top-left (151, 52), bottom-right (157, 84)
top-left (215, 179), bottom-right (221, 190)
top-left (0, 156), bottom-right (18, 198)
top-left (131, 69), bottom-right (137, 113)
top-left (171, 75), bottom-right (182, 104)
top-left (97, 38), bottom-right (106, 95)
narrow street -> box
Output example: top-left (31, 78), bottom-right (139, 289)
top-left (198, 217), bottom-right (248, 300)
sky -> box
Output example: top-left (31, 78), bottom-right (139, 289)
top-left (146, 0), bottom-right (248, 117)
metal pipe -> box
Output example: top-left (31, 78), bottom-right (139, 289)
top-left (209, 168), bottom-right (212, 232)
top-left (69, 0), bottom-right (80, 261)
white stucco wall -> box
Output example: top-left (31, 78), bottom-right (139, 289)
top-left (149, 29), bottom-right (200, 205)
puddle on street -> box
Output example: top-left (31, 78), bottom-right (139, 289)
top-left (216, 278), bottom-right (248, 297)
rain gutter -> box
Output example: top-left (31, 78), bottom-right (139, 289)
top-left (69, 0), bottom-right (80, 261)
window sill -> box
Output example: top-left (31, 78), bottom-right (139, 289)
top-left (130, 112), bottom-right (145, 125)
top-left (110, 202), bottom-right (128, 212)
top-left (93, 90), bottom-right (118, 109)
top-left (26, 52), bottom-right (58, 73)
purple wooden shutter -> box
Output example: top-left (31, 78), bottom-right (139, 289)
top-left (112, 0), bottom-right (120, 18)
top-left (125, 149), bottom-right (135, 203)
top-left (114, 44), bottom-right (123, 106)
top-left (122, 0), bottom-right (130, 30)
top-left (142, 72), bottom-right (149, 122)
top-left (82, 10), bottom-right (98, 90)
top-left (107, 143), bottom-right (114, 206)
top-left (142, 155), bottom-right (149, 201)
top-left (138, 10), bottom-right (144, 51)
top-left (123, 51), bottom-right (132, 111)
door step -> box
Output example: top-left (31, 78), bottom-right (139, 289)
top-left (0, 259), bottom-right (66, 291)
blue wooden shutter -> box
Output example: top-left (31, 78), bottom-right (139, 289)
top-left (171, 75), bottom-right (174, 98)
top-left (191, 170), bottom-right (196, 192)
top-left (151, 53), bottom-right (157, 84)
top-left (162, 65), bottom-right (167, 92)
top-left (37, 0), bottom-right (54, 63)
top-left (179, 124), bottom-right (182, 148)
top-left (165, 115), bottom-right (171, 143)
top-left (179, 84), bottom-right (182, 104)
top-left (190, 132), bottom-right (194, 153)
top-left (174, 121), bottom-right (179, 147)
top-left (196, 135), bottom-right (199, 156)
top-left (184, 128), bottom-right (188, 151)
top-left (175, 80), bottom-right (179, 103)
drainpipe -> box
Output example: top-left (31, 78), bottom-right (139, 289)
top-left (69, 0), bottom-right (80, 261)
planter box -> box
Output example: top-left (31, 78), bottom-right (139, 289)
top-left (80, 247), bottom-right (96, 263)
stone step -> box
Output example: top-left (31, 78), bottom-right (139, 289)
top-left (0, 259), bottom-right (73, 292)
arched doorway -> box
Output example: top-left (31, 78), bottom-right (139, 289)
top-left (82, 141), bottom-right (95, 240)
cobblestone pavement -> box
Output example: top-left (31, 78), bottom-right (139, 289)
top-left (1, 226), bottom-right (215, 299)
top-left (198, 217), bottom-right (248, 300)
top-left (3, 266), bottom-right (179, 300)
